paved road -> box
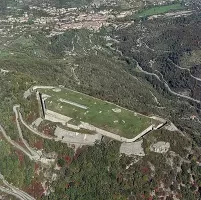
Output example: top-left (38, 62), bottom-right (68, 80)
top-left (19, 112), bottom-right (53, 140)
top-left (13, 105), bottom-right (41, 159)
top-left (79, 122), bottom-right (156, 143)
top-left (19, 110), bottom-right (100, 146)
top-left (0, 124), bottom-right (36, 160)
top-left (24, 86), bottom-right (55, 99)
top-left (0, 174), bottom-right (35, 200)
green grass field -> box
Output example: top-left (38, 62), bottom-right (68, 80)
top-left (136, 3), bottom-right (184, 18)
top-left (38, 88), bottom-right (159, 139)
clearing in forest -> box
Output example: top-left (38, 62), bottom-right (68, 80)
top-left (136, 3), bottom-right (184, 18)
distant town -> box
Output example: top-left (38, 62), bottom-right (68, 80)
top-left (0, 4), bottom-right (136, 40)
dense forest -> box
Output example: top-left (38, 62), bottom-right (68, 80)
top-left (0, 0), bottom-right (7, 11)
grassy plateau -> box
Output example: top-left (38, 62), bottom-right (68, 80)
top-left (38, 88), bottom-right (159, 139)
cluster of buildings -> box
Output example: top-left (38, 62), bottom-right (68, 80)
top-left (0, 4), bottom-right (134, 39)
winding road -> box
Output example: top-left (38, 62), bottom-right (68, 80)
top-left (13, 105), bottom-right (41, 160)
top-left (136, 63), bottom-right (201, 104)
top-left (0, 124), bottom-right (36, 160)
top-left (0, 78), bottom-right (192, 200)
top-left (0, 174), bottom-right (35, 200)
top-left (167, 58), bottom-right (201, 82)
top-left (0, 105), bottom-right (56, 199)
top-left (19, 111), bottom-right (53, 140)
top-left (107, 38), bottom-right (201, 104)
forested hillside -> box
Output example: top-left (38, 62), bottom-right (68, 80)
top-left (1, 0), bottom-right (201, 200)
